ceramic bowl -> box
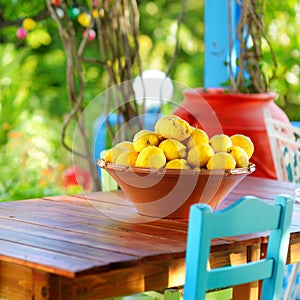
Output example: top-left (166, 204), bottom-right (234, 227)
top-left (98, 160), bottom-right (255, 219)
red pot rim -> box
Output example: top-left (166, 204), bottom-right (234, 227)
top-left (184, 87), bottom-right (277, 101)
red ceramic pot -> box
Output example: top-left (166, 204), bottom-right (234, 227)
top-left (173, 88), bottom-right (290, 179)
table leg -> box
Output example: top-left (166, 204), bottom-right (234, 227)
top-left (232, 244), bottom-right (261, 300)
top-left (32, 270), bottom-right (61, 300)
top-left (0, 261), bottom-right (61, 300)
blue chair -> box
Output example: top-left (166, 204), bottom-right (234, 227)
top-left (184, 194), bottom-right (294, 300)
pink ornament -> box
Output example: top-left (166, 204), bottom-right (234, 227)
top-left (83, 29), bottom-right (96, 41)
top-left (16, 27), bottom-right (27, 40)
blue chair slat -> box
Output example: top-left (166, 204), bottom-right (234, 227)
top-left (208, 260), bottom-right (274, 290)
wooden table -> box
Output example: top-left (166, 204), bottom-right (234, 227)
top-left (0, 176), bottom-right (300, 300)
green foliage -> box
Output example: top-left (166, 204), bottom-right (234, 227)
top-left (0, 44), bottom-right (31, 145)
top-left (0, 42), bottom-right (76, 201)
top-left (138, 0), bottom-right (204, 87)
top-left (0, 113), bottom-right (68, 201)
top-left (263, 1), bottom-right (300, 117)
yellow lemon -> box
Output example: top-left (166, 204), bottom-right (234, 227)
top-left (133, 132), bottom-right (160, 152)
top-left (135, 146), bottom-right (166, 169)
top-left (187, 143), bottom-right (214, 168)
top-left (166, 159), bottom-right (191, 169)
top-left (133, 129), bottom-right (153, 142)
top-left (209, 134), bottom-right (232, 152)
top-left (158, 139), bottom-right (187, 161)
top-left (104, 147), bottom-right (127, 163)
top-left (187, 128), bottom-right (209, 149)
top-left (115, 151), bottom-right (139, 166)
top-left (230, 134), bottom-right (254, 159)
top-left (114, 141), bottom-right (134, 151)
top-left (207, 152), bottom-right (236, 170)
top-left (103, 141), bottom-right (134, 163)
top-left (103, 149), bottom-right (113, 163)
top-left (227, 146), bottom-right (249, 168)
top-left (154, 115), bottom-right (192, 141)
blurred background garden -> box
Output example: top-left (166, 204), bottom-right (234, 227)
top-left (0, 0), bottom-right (299, 201)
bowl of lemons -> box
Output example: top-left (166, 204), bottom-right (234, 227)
top-left (97, 115), bottom-right (255, 219)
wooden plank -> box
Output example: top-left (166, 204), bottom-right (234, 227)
top-left (0, 199), bottom-right (188, 240)
top-left (0, 239), bottom-right (106, 278)
top-left (58, 258), bottom-right (186, 300)
top-left (3, 198), bottom-right (189, 236)
top-left (44, 194), bottom-right (190, 229)
top-left (209, 243), bottom-right (249, 269)
top-left (0, 220), bottom-right (187, 278)
top-left (0, 207), bottom-right (187, 256)
top-left (0, 218), bottom-right (184, 259)
top-left (51, 190), bottom-right (132, 206)
top-left (0, 227), bottom-right (138, 264)
top-left (44, 194), bottom-right (190, 233)
top-left (234, 177), bottom-right (298, 195)
top-left (0, 258), bottom-right (185, 299)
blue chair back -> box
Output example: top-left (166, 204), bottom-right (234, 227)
top-left (184, 194), bottom-right (294, 300)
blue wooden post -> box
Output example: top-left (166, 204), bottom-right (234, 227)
top-left (204, 0), bottom-right (240, 88)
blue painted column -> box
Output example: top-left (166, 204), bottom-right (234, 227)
top-left (204, 0), bottom-right (240, 88)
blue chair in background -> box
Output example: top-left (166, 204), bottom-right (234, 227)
top-left (184, 194), bottom-right (294, 300)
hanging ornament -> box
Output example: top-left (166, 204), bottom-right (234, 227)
top-left (77, 12), bottom-right (91, 27)
top-left (83, 29), bottom-right (96, 41)
top-left (22, 18), bottom-right (36, 31)
top-left (68, 6), bottom-right (81, 19)
top-left (92, 8), bottom-right (99, 19)
top-left (99, 8), bottom-right (105, 18)
top-left (52, 0), bottom-right (60, 6)
top-left (56, 7), bottom-right (64, 19)
top-left (16, 27), bottom-right (27, 40)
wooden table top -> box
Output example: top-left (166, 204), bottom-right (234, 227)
top-left (1, 176), bottom-right (300, 299)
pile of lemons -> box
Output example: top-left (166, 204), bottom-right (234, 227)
top-left (102, 115), bottom-right (254, 170)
